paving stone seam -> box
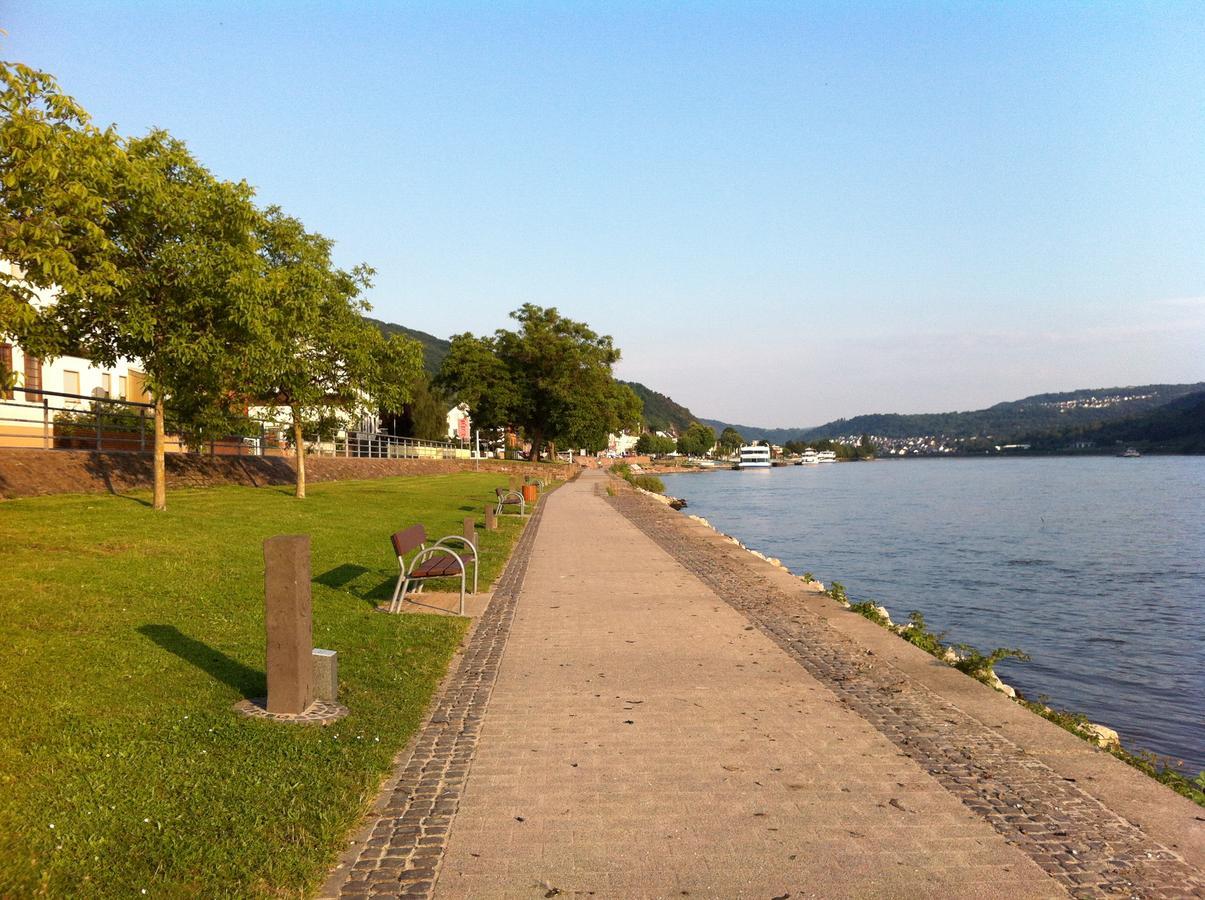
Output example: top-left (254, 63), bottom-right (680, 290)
top-left (610, 488), bottom-right (1205, 900)
top-left (334, 499), bottom-right (550, 899)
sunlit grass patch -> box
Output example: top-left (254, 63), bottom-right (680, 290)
top-left (0, 473), bottom-right (532, 896)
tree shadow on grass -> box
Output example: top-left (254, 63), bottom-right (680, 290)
top-left (137, 624), bottom-right (264, 698)
top-left (350, 576), bottom-right (398, 607)
top-left (311, 563), bottom-right (397, 607)
top-left (314, 563), bottom-right (369, 589)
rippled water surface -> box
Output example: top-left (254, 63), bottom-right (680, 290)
top-left (661, 457), bottom-right (1205, 771)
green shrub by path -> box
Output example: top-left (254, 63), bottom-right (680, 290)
top-left (629, 474), bottom-right (665, 493)
top-left (0, 474), bottom-right (536, 896)
top-left (608, 463), bottom-right (665, 494)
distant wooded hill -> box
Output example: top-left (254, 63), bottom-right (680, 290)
top-left (618, 381), bottom-right (698, 433)
top-left (365, 317), bottom-right (450, 376)
top-left (1020, 389), bottom-right (1205, 453)
top-left (705, 383), bottom-right (1205, 444)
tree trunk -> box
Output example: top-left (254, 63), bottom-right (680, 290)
top-left (152, 395), bottom-right (166, 511)
top-left (527, 428), bottom-right (543, 462)
top-left (293, 407), bottom-right (306, 499)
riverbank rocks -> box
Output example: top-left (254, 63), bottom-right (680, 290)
top-left (873, 604), bottom-right (893, 627)
top-left (638, 487), bottom-right (673, 506)
top-left (1086, 722), bottom-right (1122, 750)
top-left (989, 671), bottom-right (1018, 699)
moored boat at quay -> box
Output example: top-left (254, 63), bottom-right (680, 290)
top-left (737, 444), bottom-right (772, 468)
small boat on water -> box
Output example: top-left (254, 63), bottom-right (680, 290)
top-left (737, 444), bottom-right (772, 468)
top-left (797, 450), bottom-right (819, 465)
top-left (817, 450), bottom-right (836, 463)
top-left (1119, 448), bottom-right (1141, 458)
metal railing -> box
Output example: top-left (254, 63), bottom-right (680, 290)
top-left (0, 388), bottom-right (475, 459)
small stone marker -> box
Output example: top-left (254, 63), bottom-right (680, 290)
top-left (312, 649), bottom-right (338, 702)
top-left (463, 516), bottom-right (476, 547)
top-left (264, 534), bottom-right (314, 715)
top-left (484, 505), bottom-right (497, 531)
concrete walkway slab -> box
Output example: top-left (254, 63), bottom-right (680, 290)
top-left (433, 477), bottom-right (1059, 899)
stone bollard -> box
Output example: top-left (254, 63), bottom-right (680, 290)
top-left (312, 649), bottom-right (338, 702)
top-left (263, 535), bottom-right (314, 715)
top-left (484, 505), bottom-right (497, 531)
top-left (463, 516), bottom-right (476, 547)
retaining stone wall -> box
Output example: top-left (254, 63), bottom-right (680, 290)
top-left (0, 449), bottom-right (575, 499)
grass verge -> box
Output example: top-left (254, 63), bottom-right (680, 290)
top-left (0, 473), bottom-right (534, 896)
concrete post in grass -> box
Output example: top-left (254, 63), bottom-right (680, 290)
top-left (484, 505), bottom-right (497, 531)
top-left (264, 535), bottom-right (314, 715)
top-left (463, 516), bottom-right (476, 547)
top-left (312, 649), bottom-right (338, 702)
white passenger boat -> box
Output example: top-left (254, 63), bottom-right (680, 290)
top-left (817, 450), bottom-right (837, 463)
top-left (737, 444), bottom-right (772, 468)
top-left (797, 450), bottom-right (819, 465)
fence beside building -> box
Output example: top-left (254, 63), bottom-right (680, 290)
top-left (0, 389), bottom-right (472, 459)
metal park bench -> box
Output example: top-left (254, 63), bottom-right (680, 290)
top-left (495, 487), bottom-right (526, 517)
top-left (388, 524), bottom-right (479, 616)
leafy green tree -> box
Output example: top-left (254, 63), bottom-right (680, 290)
top-left (40, 130), bottom-right (267, 510)
top-left (637, 433), bottom-right (677, 456)
top-left (440, 305), bottom-right (635, 460)
top-left (564, 381), bottom-right (641, 454)
top-left (677, 421), bottom-right (716, 457)
top-left (250, 208), bottom-right (421, 498)
top-left (0, 63), bottom-right (123, 369)
top-left (436, 332), bottom-right (519, 433)
top-left (718, 426), bottom-right (744, 457)
top-left (392, 373), bottom-right (449, 442)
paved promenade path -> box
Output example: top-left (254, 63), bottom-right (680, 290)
top-left (327, 471), bottom-right (1204, 900)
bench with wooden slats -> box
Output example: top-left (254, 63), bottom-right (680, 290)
top-left (388, 523), bottom-right (479, 616)
top-left (495, 487), bottom-right (526, 516)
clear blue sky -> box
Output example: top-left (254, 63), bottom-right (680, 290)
top-left (4, 2), bottom-right (1203, 426)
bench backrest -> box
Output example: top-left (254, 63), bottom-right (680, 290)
top-left (391, 524), bottom-right (426, 558)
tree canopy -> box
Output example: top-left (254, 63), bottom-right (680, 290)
top-left (676, 422), bottom-right (716, 457)
top-left (439, 304), bottom-right (640, 459)
top-left (0, 63), bottom-right (123, 348)
top-left (717, 426), bottom-right (744, 456)
top-left (636, 433), bottom-right (677, 456)
top-left (250, 208), bottom-right (422, 497)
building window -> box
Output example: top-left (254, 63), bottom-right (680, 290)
top-left (63, 370), bottom-right (81, 399)
top-left (118, 375), bottom-right (128, 400)
top-left (100, 373), bottom-right (112, 397)
top-left (0, 343), bottom-right (12, 400)
top-left (23, 354), bottom-right (42, 403)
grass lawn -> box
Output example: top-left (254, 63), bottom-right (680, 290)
top-left (0, 473), bottom-right (535, 897)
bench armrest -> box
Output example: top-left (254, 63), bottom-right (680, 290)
top-left (434, 535), bottom-right (479, 565)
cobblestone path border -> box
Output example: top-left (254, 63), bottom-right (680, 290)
top-left (333, 498), bottom-right (550, 899)
top-left (611, 490), bottom-right (1204, 900)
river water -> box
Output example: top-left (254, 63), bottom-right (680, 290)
top-left (660, 457), bottom-right (1205, 773)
